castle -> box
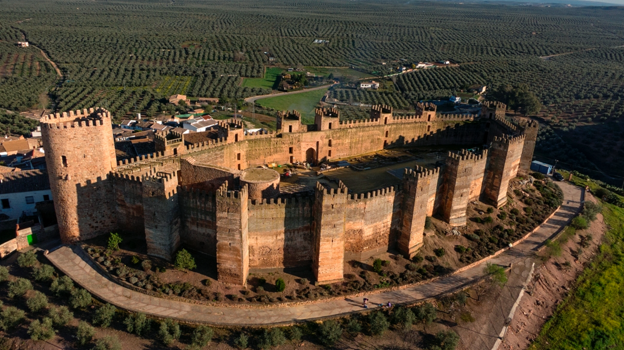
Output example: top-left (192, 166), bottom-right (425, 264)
top-left (40, 101), bottom-right (537, 286)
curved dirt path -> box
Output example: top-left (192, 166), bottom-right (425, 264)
top-left (34, 45), bottom-right (62, 78)
top-left (46, 182), bottom-right (582, 327)
top-left (243, 83), bottom-right (336, 103)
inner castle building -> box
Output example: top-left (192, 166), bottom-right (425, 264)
top-left (40, 102), bottom-right (537, 285)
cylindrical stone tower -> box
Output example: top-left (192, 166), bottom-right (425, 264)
top-left (239, 168), bottom-right (280, 200)
top-left (41, 108), bottom-right (118, 243)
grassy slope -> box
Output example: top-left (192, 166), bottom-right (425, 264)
top-left (241, 67), bottom-right (283, 88)
top-left (256, 88), bottom-right (328, 123)
top-left (530, 202), bottom-right (624, 350)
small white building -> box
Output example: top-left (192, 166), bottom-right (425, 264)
top-left (120, 120), bottom-right (137, 130)
top-left (183, 119), bottom-right (218, 133)
top-left (450, 96), bottom-right (461, 103)
top-left (0, 170), bottom-right (52, 220)
top-left (416, 62), bottom-right (434, 69)
top-left (359, 81), bottom-right (380, 89)
top-left (17, 42), bottom-right (29, 48)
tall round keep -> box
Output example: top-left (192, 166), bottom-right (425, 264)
top-left (41, 108), bottom-right (118, 243)
top-left (239, 168), bottom-right (280, 200)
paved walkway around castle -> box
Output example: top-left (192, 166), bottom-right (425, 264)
top-left (46, 182), bottom-right (582, 327)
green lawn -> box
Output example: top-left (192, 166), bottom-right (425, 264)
top-left (304, 67), bottom-right (374, 80)
top-left (241, 67), bottom-right (283, 89)
top-left (256, 88), bottom-right (328, 124)
top-left (530, 202), bottom-right (624, 350)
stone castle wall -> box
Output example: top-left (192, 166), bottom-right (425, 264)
top-left (42, 103), bottom-right (537, 285)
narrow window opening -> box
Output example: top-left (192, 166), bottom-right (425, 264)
top-left (289, 147), bottom-right (293, 154)
top-left (385, 131), bottom-right (388, 137)
top-left (61, 156), bottom-right (68, 167)
top-left (173, 148), bottom-right (178, 155)
top-left (235, 134), bottom-right (239, 142)
top-left (288, 125), bottom-right (293, 133)
top-left (1, 199), bottom-right (9, 209)
top-left (237, 164), bottom-right (241, 170)
top-left (384, 117), bottom-right (388, 125)
top-left (289, 156), bottom-right (294, 163)
top-left (328, 139), bottom-right (332, 147)
top-left (328, 150), bottom-right (332, 157)
top-left (427, 125), bottom-right (431, 132)
top-left (328, 122), bottom-right (332, 130)
top-left (428, 115), bottom-right (431, 122)
top-left (237, 153), bottom-right (241, 160)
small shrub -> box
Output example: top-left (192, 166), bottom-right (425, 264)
top-left (413, 302), bottom-right (437, 324)
top-left (76, 321), bottom-right (95, 346)
top-left (0, 266), bottom-right (9, 282)
top-left (484, 263), bottom-right (507, 287)
top-left (434, 248), bottom-right (446, 257)
top-left (346, 317), bottom-right (362, 334)
top-left (203, 278), bottom-right (212, 287)
top-left (234, 333), bottom-right (249, 349)
top-left (131, 256), bottom-right (140, 264)
top-left (8, 277), bottom-right (33, 298)
top-left (524, 207), bottom-right (533, 215)
top-left (532, 172), bottom-right (545, 180)
top-left (456, 291), bottom-right (468, 305)
top-left (28, 317), bottom-right (55, 341)
top-left (48, 306), bottom-right (73, 327)
top-left (288, 326), bottom-right (303, 342)
top-left (373, 258), bottom-right (383, 273)
top-left (70, 288), bottom-right (92, 309)
top-left (454, 245), bottom-right (466, 254)
top-left (425, 216), bottom-right (433, 229)
top-left (0, 306), bottom-right (25, 331)
top-left (124, 312), bottom-right (150, 336)
top-left (466, 234), bottom-right (480, 242)
top-left (510, 208), bottom-right (520, 215)
top-left (158, 319), bottom-right (181, 345)
top-left (545, 239), bottom-right (563, 257)
top-left (390, 307), bottom-right (416, 329)
top-left (275, 278), bottom-right (286, 292)
top-left (32, 264), bottom-right (55, 281)
top-left (26, 291), bottom-right (48, 313)
top-left (368, 311), bottom-right (390, 335)
top-left (425, 255), bottom-right (437, 262)
top-left (412, 255), bottom-right (424, 263)
top-left (93, 336), bottom-right (122, 350)
top-left (93, 303), bottom-right (117, 328)
top-left (174, 249), bottom-right (196, 270)
top-left (582, 202), bottom-right (602, 222)
top-left (460, 311), bottom-right (475, 323)
top-left (17, 250), bottom-right (37, 268)
top-left (486, 207), bottom-right (494, 214)
top-left (107, 232), bottom-right (123, 251)
top-left (141, 259), bottom-right (152, 271)
top-left (256, 286), bottom-right (265, 294)
top-left (433, 330), bottom-right (460, 350)
top-left (571, 216), bottom-right (588, 230)
top-left (318, 320), bottom-right (342, 345)
top-left (191, 326), bottom-right (214, 347)
top-left (266, 328), bottom-right (286, 347)
top-left (50, 275), bottom-right (73, 296)
top-left (498, 212), bottom-right (507, 220)
top-left (407, 263), bottom-right (418, 271)
top-left (483, 216), bottom-right (493, 223)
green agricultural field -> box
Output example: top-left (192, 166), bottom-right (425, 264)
top-left (305, 67), bottom-right (374, 80)
top-left (530, 202), bottom-right (624, 350)
top-left (242, 67), bottom-right (283, 89)
top-left (257, 88), bottom-right (328, 123)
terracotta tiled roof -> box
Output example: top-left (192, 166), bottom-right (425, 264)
top-left (0, 169), bottom-right (50, 194)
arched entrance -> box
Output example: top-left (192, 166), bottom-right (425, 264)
top-left (306, 148), bottom-right (316, 164)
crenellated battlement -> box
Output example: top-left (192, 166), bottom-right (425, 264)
top-left (482, 101), bottom-right (507, 110)
top-left (41, 107), bottom-right (112, 126)
top-left (249, 194), bottom-right (313, 206)
top-left (348, 185), bottom-right (397, 200)
top-left (117, 151), bottom-right (167, 166)
top-left (245, 129), bottom-right (275, 139)
top-left (447, 148), bottom-right (488, 162)
top-left (185, 137), bottom-right (228, 152)
top-left (437, 113), bottom-right (477, 121)
top-left (404, 165), bottom-right (441, 181)
top-left (277, 110), bottom-right (301, 121)
top-left (371, 104), bottom-right (393, 115)
top-left (315, 107), bottom-right (340, 118)
top-left (315, 181), bottom-right (348, 196)
top-left (490, 115), bottom-right (518, 132)
top-left (416, 102), bottom-right (437, 112)
top-left (492, 134), bottom-right (526, 146)
top-left (216, 181), bottom-right (248, 199)
top-left (338, 118), bottom-right (381, 127)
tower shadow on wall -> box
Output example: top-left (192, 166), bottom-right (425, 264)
top-left (279, 193), bottom-right (316, 281)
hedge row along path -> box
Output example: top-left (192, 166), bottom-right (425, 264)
top-left (45, 182), bottom-right (582, 327)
